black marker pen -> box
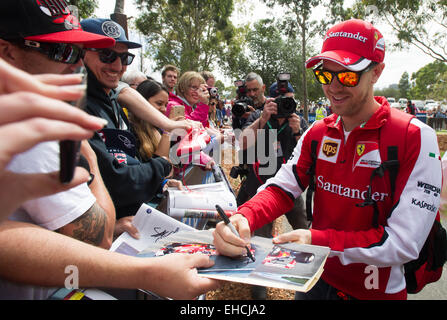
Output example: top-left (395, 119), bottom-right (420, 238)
top-left (215, 204), bottom-right (255, 262)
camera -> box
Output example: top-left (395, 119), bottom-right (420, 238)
top-left (274, 73), bottom-right (297, 118)
top-left (232, 80), bottom-right (254, 118)
top-left (208, 87), bottom-right (218, 98)
top-left (230, 164), bottom-right (249, 179)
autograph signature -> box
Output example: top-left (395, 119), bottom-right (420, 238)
top-left (151, 226), bottom-right (180, 242)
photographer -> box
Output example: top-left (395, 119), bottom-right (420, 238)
top-left (235, 74), bottom-right (309, 299)
top-left (231, 72), bottom-right (265, 131)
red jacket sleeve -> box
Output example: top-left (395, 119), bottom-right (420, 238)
top-left (238, 186), bottom-right (294, 232)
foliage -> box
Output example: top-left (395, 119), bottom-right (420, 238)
top-left (133, 0), bottom-right (237, 74)
top-left (374, 84), bottom-right (400, 99)
top-left (398, 71), bottom-right (410, 99)
top-left (375, 61), bottom-right (447, 100)
top-left (408, 61), bottom-right (447, 100)
top-left (223, 18), bottom-right (325, 103)
top-left (431, 71), bottom-right (447, 102)
top-left (351, 0), bottom-right (447, 63)
top-left (68, 0), bottom-right (98, 18)
top-left (239, 19), bottom-right (288, 93)
top-left (261, 0), bottom-right (346, 117)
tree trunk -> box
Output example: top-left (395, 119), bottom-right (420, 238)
top-left (111, 0), bottom-right (128, 38)
top-left (300, 19), bottom-right (309, 121)
top-left (114, 0), bottom-right (125, 14)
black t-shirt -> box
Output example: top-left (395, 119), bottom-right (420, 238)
top-left (240, 110), bottom-right (309, 182)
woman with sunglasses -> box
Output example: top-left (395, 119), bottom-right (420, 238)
top-left (213, 19), bottom-right (443, 300)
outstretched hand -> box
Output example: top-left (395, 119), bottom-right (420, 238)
top-left (146, 253), bottom-right (221, 299)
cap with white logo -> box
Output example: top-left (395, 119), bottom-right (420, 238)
top-left (305, 19), bottom-right (385, 71)
top-left (80, 18), bottom-right (142, 49)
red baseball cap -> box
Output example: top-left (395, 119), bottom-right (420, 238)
top-left (306, 19), bottom-right (385, 71)
top-left (0, 0), bottom-right (115, 48)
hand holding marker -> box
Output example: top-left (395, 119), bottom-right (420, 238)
top-left (215, 205), bottom-right (255, 262)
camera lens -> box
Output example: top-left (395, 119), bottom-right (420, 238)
top-left (232, 102), bottom-right (247, 118)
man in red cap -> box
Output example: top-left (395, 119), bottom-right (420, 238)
top-left (213, 19), bottom-right (443, 299)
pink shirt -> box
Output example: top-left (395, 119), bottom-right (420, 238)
top-left (166, 93), bottom-right (210, 127)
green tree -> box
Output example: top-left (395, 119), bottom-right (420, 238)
top-left (374, 85), bottom-right (400, 99)
top-left (68, 0), bottom-right (98, 18)
top-left (134, 0), bottom-right (237, 74)
top-left (224, 18), bottom-right (324, 103)
top-left (244, 19), bottom-right (287, 94)
top-left (431, 71), bottom-right (447, 102)
top-left (408, 61), bottom-right (447, 99)
top-left (352, 0), bottom-right (447, 63)
top-left (398, 71), bottom-right (410, 99)
top-left (262, 0), bottom-right (346, 120)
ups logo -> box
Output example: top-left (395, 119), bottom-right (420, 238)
top-left (322, 141), bottom-right (339, 157)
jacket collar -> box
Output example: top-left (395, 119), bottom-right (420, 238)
top-left (86, 66), bottom-right (127, 130)
top-left (324, 96), bottom-right (390, 132)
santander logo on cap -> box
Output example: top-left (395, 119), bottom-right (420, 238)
top-left (305, 19), bottom-right (385, 71)
top-left (324, 31), bottom-right (369, 44)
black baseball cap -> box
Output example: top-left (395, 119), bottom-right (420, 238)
top-left (0, 0), bottom-right (115, 48)
top-left (80, 18), bottom-right (142, 49)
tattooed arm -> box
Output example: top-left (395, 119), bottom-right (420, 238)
top-left (57, 203), bottom-right (110, 248)
top-left (57, 142), bottom-right (116, 249)
top-left (57, 201), bottom-right (113, 249)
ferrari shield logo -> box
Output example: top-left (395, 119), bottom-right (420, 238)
top-left (357, 144), bottom-right (366, 157)
top-left (352, 141), bottom-right (381, 171)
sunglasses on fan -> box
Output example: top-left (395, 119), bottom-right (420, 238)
top-left (87, 48), bottom-right (135, 66)
top-left (313, 62), bottom-right (377, 87)
top-left (20, 40), bottom-right (85, 64)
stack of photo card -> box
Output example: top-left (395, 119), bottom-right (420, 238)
top-left (167, 182), bottom-right (237, 221)
top-left (139, 230), bottom-right (330, 293)
top-left (110, 203), bottom-right (195, 256)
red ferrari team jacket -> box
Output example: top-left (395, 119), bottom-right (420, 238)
top-left (238, 97), bottom-right (442, 299)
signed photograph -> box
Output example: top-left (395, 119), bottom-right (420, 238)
top-left (140, 230), bottom-right (330, 292)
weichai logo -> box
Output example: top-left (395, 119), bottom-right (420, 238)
top-left (322, 141), bottom-right (339, 157)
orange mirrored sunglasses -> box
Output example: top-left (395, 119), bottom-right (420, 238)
top-left (313, 62), bottom-right (377, 87)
